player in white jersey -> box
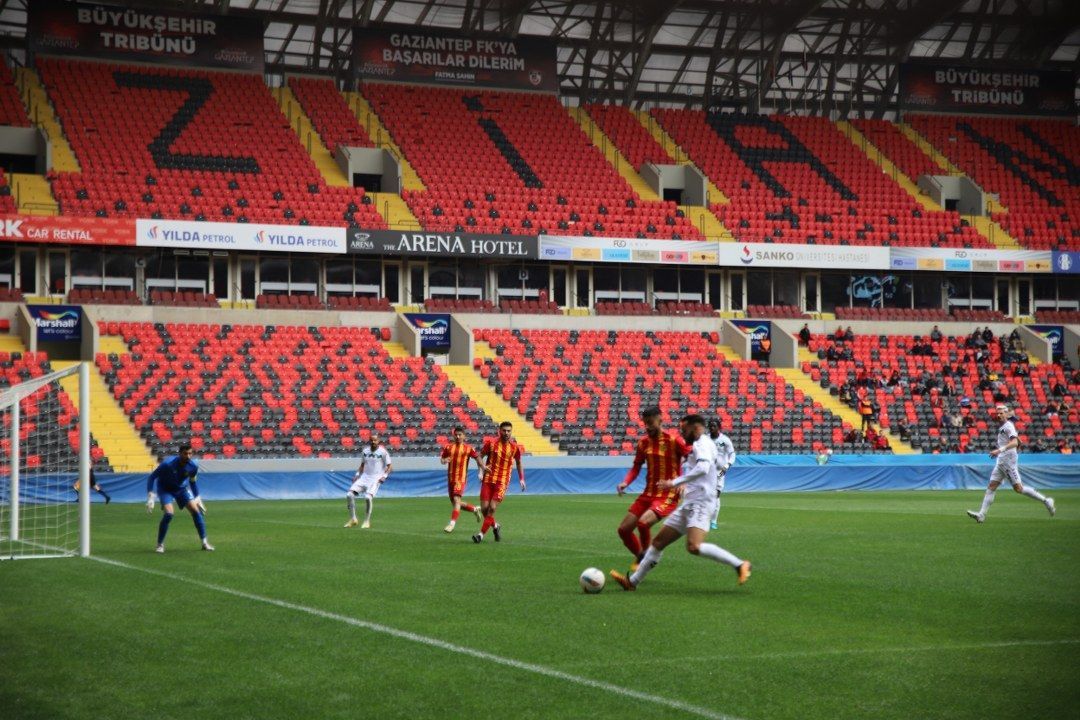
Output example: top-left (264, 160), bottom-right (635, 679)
top-left (707, 419), bottom-right (736, 529)
top-left (966, 404), bottom-right (1055, 523)
top-left (345, 433), bottom-right (393, 529)
top-left (610, 414), bottom-right (751, 591)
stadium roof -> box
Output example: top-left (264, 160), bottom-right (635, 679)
top-left (2, 0), bottom-right (1078, 116)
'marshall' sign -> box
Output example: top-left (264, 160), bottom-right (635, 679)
top-left (349, 230), bottom-right (539, 260)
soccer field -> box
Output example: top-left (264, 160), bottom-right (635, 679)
top-left (2, 490), bottom-right (1078, 720)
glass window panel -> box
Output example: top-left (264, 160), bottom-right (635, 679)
top-left (18, 250), bottom-right (36, 294)
top-left (1058, 278), bottom-right (1079, 309)
top-left (654, 267), bottom-right (679, 300)
top-left (819, 273), bottom-right (848, 313)
top-left (708, 272), bottom-right (722, 309)
top-left (593, 265), bottom-right (618, 300)
top-left (913, 273), bottom-right (942, 309)
top-left (0, 249), bottom-right (13, 288)
top-left (773, 271), bottom-right (799, 307)
top-left (621, 267), bottom-right (646, 301)
top-left (680, 268), bottom-right (704, 301)
top-left (104, 253), bottom-right (135, 289)
top-left (746, 270), bottom-right (772, 306)
top-left (212, 257), bottom-right (228, 297)
top-left (325, 259), bottom-right (354, 294)
top-left (259, 256), bottom-right (289, 293)
top-left (575, 268), bottom-right (590, 306)
top-left (459, 263), bottom-right (484, 299)
top-left (429, 263), bottom-right (457, 298)
top-left (290, 257), bottom-right (318, 292)
top-left (945, 275), bottom-right (971, 308)
top-left (729, 272), bottom-right (744, 311)
top-left (1033, 276), bottom-right (1056, 301)
top-left (384, 263), bottom-right (399, 303)
top-left (71, 250), bottom-right (102, 288)
top-left (551, 267), bottom-right (566, 306)
top-left (971, 275), bottom-right (994, 308)
top-left (355, 261), bottom-right (381, 296)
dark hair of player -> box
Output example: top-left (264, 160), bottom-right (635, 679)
top-left (178, 443), bottom-right (192, 454)
top-left (453, 426), bottom-right (465, 434)
top-left (707, 418), bottom-right (720, 428)
top-left (499, 421), bottom-right (513, 429)
top-left (682, 413), bottom-right (706, 426)
top-left (640, 405), bottom-right (662, 421)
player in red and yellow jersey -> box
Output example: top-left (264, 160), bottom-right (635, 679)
top-left (616, 406), bottom-right (690, 566)
top-left (473, 421), bottom-right (525, 543)
top-left (440, 426), bottom-right (487, 534)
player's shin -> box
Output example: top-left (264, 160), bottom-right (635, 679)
top-left (629, 546), bottom-right (662, 585)
top-left (618, 524), bottom-right (642, 556)
top-left (1019, 485), bottom-right (1047, 503)
top-left (636, 521), bottom-right (651, 549)
top-left (979, 489), bottom-right (996, 516)
top-left (697, 543), bottom-right (742, 568)
top-left (157, 512), bottom-right (173, 545)
top-left (451, 508), bottom-right (460, 521)
top-left (346, 493), bottom-right (357, 520)
top-left (192, 510), bottom-right (207, 540)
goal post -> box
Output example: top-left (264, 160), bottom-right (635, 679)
top-left (0, 361), bottom-right (91, 560)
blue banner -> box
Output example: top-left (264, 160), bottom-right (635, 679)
top-left (404, 313), bottom-right (451, 350)
top-left (27, 304), bottom-right (82, 342)
top-left (1030, 325), bottom-right (1065, 360)
top-left (1051, 251), bottom-right (1079, 274)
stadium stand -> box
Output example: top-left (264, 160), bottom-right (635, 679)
top-left (147, 290), bottom-right (219, 308)
top-left (835, 307), bottom-right (950, 321)
top-left (595, 301), bottom-right (656, 316)
top-left (652, 110), bottom-right (989, 248)
top-left (906, 115), bottom-right (1080, 250)
top-left (287, 76), bottom-right (373, 154)
top-left (498, 298), bottom-right (561, 314)
top-left (0, 350), bottom-right (111, 470)
top-left (805, 331), bottom-right (1079, 453)
top-left (38, 59), bottom-right (385, 229)
top-left (746, 304), bottom-right (809, 319)
top-left (0, 287), bottom-right (24, 303)
top-left (583, 103), bottom-right (673, 170)
top-left (475, 328), bottom-right (877, 454)
top-left (0, 169), bottom-right (16, 214)
top-left (656, 301), bottom-right (714, 317)
top-left (256, 293), bottom-right (325, 310)
top-left (68, 288), bottom-right (141, 305)
top-left (1034, 310), bottom-right (1080, 324)
top-left (0, 59), bottom-right (31, 127)
top-left (97, 321), bottom-right (491, 459)
top-left (362, 84), bottom-right (702, 239)
top-left (424, 298), bottom-right (498, 313)
top-left (849, 118), bottom-right (943, 182)
top-left (326, 295), bottom-right (393, 311)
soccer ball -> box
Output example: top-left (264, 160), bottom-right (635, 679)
top-left (579, 567), bottom-right (605, 594)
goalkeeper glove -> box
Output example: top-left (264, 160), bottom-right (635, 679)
top-left (146, 491), bottom-right (156, 513)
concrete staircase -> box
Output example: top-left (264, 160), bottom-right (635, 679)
top-left (836, 120), bottom-right (940, 212)
top-left (569, 107), bottom-right (661, 201)
top-left (272, 86), bottom-right (350, 188)
top-left (631, 110), bottom-right (729, 204)
top-left (776, 348), bottom-right (917, 455)
top-left (343, 91), bottom-right (426, 192)
top-left (10, 173), bottom-right (59, 215)
top-left (681, 204), bottom-right (734, 241)
top-left (52, 359), bottom-right (157, 472)
top-left (17, 68), bottom-right (79, 172)
top-left (381, 341), bottom-right (412, 358)
top-left (442, 364), bottom-right (562, 456)
top-left (965, 214), bottom-right (1022, 250)
top-left (370, 192), bottom-right (422, 231)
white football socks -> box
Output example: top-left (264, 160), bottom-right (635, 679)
top-left (698, 543), bottom-right (742, 568)
top-left (346, 493), bottom-right (357, 521)
top-left (978, 489), bottom-right (996, 517)
top-left (1020, 485), bottom-right (1047, 504)
top-left (364, 498), bottom-right (373, 524)
top-left (630, 546), bottom-right (662, 586)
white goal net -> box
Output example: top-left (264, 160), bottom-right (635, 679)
top-left (0, 362), bottom-right (90, 560)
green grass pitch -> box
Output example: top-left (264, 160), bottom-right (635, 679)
top-left (2, 490), bottom-right (1078, 720)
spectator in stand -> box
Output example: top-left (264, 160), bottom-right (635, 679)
top-left (857, 388), bottom-right (874, 433)
top-left (840, 345), bottom-right (854, 361)
top-left (1030, 439), bottom-right (1047, 453)
top-left (798, 323), bottom-right (811, 345)
top-left (826, 344), bottom-right (840, 361)
top-left (1053, 381), bottom-right (1068, 397)
top-left (982, 326), bottom-right (994, 344)
top-left (1071, 368), bottom-right (1080, 385)
top-left (834, 326), bottom-right (846, 341)
top-left (874, 433), bottom-right (890, 451)
top-left (839, 383), bottom-right (853, 404)
top-left (942, 377), bottom-right (955, 397)
top-left (1056, 439), bottom-right (1073, 454)
top-left (947, 407), bottom-right (963, 429)
top-left (843, 326), bottom-right (855, 342)
top-left (1044, 399), bottom-right (1060, 418)
top-left (930, 325), bottom-right (943, 343)
top-left (1014, 361), bottom-right (1030, 378)
top-left (886, 369), bottom-right (901, 387)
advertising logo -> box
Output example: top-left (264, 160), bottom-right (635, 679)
top-left (740, 244), bottom-right (754, 265)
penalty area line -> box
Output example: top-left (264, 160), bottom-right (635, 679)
top-left (88, 555), bottom-right (744, 720)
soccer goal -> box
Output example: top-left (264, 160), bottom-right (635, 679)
top-left (0, 362), bottom-right (90, 560)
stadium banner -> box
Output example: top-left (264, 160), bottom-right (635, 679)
top-left (1029, 325), bottom-right (1065, 360)
top-left (731, 319), bottom-right (770, 354)
top-left (27, 0), bottom-right (264, 72)
top-left (718, 242), bottom-right (890, 270)
top-left (136, 219), bottom-right (346, 254)
top-left (1051, 251), bottom-right (1080, 274)
top-left (539, 235), bottom-right (719, 265)
top-left (353, 26), bottom-right (557, 92)
top-left (349, 230), bottom-right (538, 259)
top-left (404, 313), bottom-right (451, 350)
top-left (27, 304), bottom-right (82, 342)
top-left (889, 246), bottom-right (1053, 273)
top-left (0, 215), bottom-right (135, 246)
top-left (898, 62), bottom-right (1076, 117)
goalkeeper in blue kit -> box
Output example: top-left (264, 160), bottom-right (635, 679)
top-left (146, 444), bottom-right (213, 553)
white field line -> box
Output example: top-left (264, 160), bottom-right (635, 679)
top-left (89, 555), bottom-right (744, 720)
